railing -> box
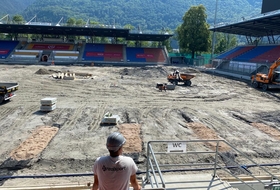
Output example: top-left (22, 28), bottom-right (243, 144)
top-left (144, 139), bottom-right (280, 189)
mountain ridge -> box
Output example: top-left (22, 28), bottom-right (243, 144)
top-left (0, 0), bottom-right (36, 16)
top-left (1, 0), bottom-right (263, 31)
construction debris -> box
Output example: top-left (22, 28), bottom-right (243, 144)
top-left (101, 112), bottom-right (120, 125)
top-left (52, 72), bottom-right (76, 80)
top-left (40, 97), bottom-right (57, 112)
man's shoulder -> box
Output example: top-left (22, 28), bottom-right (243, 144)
top-left (120, 155), bottom-right (135, 162)
top-left (96, 155), bottom-right (110, 162)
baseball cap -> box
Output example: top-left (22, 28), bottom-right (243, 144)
top-left (106, 132), bottom-right (126, 152)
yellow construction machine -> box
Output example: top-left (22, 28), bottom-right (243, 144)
top-left (251, 58), bottom-right (280, 91)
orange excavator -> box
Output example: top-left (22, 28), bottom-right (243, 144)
top-left (251, 58), bottom-right (280, 91)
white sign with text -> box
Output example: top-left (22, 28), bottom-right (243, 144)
top-left (167, 142), bottom-right (186, 152)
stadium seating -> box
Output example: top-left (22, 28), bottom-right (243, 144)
top-left (126, 47), bottom-right (166, 63)
top-left (0, 40), bottom-right (19, 59)
top-left (26, 43), bottom-right (74, 51)
top-left (226, 46), bottom-right (256, 60)
top-left (215, 46), bottom-right (255, 60)
top-left (250, 45), bottom-right (280, 63)
top-left (50, 51), bottom-right (79, 62)
top-left (126, 47), bottom-right (146, 62)
top-left (215, 46), bottom-right (242, 59)
top-left (10, 50), bottom-right (42, 61)
top-left (143, 48), bottom-right (166, 63)
top-left (82, 44), bottom-right (124, 62)
top-left (233, 45), bottom-right (277, 62)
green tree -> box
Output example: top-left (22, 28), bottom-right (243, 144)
top-left (89, 20), bottom-right (99, 25)
top-left (123, 24), bottom-right (135, 46)
top-left (161, 28), bottom-right (173, 52)
top-left (162, 39), bottom-right (172, 52)
top-left (12, 15), bottom-right (24, 24)
top-left (76, 19), bottom-right (85, 26)
top-left (214, 32), bottom-right (237, 54)
top-left (0, 33), bottom-right (6, 40)
top-left (151, 41), bottom-right (159, 48)
top-left (66, 17), bottom-right (76, 26)
top-left (124, 24), bottom-right (135, 30)
top-left (177, 5), bottom-right (210, 58)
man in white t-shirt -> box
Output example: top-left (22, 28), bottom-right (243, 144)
top-left (92, 132), bottom-right (141, 190)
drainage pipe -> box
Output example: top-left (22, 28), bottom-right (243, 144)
top-left (1, 163), bottom-right (280, 180)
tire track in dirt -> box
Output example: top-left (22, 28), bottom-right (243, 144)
top-left (63, 103), bottom-right (87, 129)
top-left (194, 110), bottom-right (247, 145)
top-left (44, 108), bottom-right (74, 127)
top-left (0, 106), bottom-right (19, 123)
top-left (251, 123), bottom-right (280, 140)
top-left (0, 105), bottom-right (38, 136)
top-left (88, 102), bottom-right (107, 131)
top-left (8, 105), bottom-right (38, 130)
top-left (192, 109), bottom-right (280, 159)
top-left (140, 106), bottom-right (153, 120)
top-left (179, 109), bottom-right (245, 150)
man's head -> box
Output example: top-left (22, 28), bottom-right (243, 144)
top-left (106, 132), bottom-right (126, 152)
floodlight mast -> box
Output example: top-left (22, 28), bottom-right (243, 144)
top-left (26, 15), bottom-right (37, 25)
top-left (0, 14), bottom-right (9, 23)
top-left (56, 17), bottom-right (63, 26)
top-left (85, 19), bottom-right (90, 27)
top-left (210, 0), bottom-right (218, 64)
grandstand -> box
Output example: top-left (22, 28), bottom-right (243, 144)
top-left (0, 23), bottom-right (172, 66)
top-left (210, 2), bottom-right (280, 78)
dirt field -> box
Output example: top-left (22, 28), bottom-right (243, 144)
top-left (1, 64), bottom-right (280, 187)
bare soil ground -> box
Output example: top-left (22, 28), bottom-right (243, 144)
top-left (1, 64), bottom-right (280, 187)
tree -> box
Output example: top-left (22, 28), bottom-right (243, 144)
top-left (123, 24), bottom-right (135, 46)
top-left (12, 15), bottom-right (24, 24)
top-left (66, 17), bottom-right (76, 26)
top-left (161, 28), bottom-right (173, 52)
top-left (214, 32), bottom-right (237, 54)
top-left (124, 24), bottom-right (135, 30)
top-left (89, 20), bottom-right (99, 25)
top-left (76, 19), bottom-right (85, 26)
top-left (177, 5), bottom-right (211, 58)
top-left (0, 33), bottom-right (6, 40)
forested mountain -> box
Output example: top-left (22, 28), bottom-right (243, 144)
top-left (0, 0), bottom-right (36, 16)
top-left (1, 0), bottom-right (263, 32)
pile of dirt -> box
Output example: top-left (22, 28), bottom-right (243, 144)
top-left (120, 66), bottom-right (169, 78)
top-left (35, 68), bottom-right (53, 75)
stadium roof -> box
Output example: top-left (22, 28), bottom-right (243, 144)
top-left (209, 11), bottom-right (280, 37)
top-left (0, 23), bottom-right (172, 41)
top-left (127, 33), bottom-right (172, 41)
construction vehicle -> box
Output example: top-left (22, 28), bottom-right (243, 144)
top-left (167, 71), bottom-right (195, 86)
top-left (0, 83), bottom-right (19, 104)
top-left (251, 58), bottom-right (280, 91)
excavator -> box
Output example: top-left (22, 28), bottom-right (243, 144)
top-left (251, 58), bottom-right (280, 91)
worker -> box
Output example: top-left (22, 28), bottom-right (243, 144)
top-left (173, 69), bottom-right (182, 80)
top-left (92, 132), bottom-right (141, 190)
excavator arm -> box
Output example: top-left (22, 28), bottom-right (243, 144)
top-left (267, 58), bottom-right (280, 82)
top-left (251, 57), bottom-right (280, 91)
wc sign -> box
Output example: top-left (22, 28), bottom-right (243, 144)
top-left (167, 142), bottom-right (186, 152)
